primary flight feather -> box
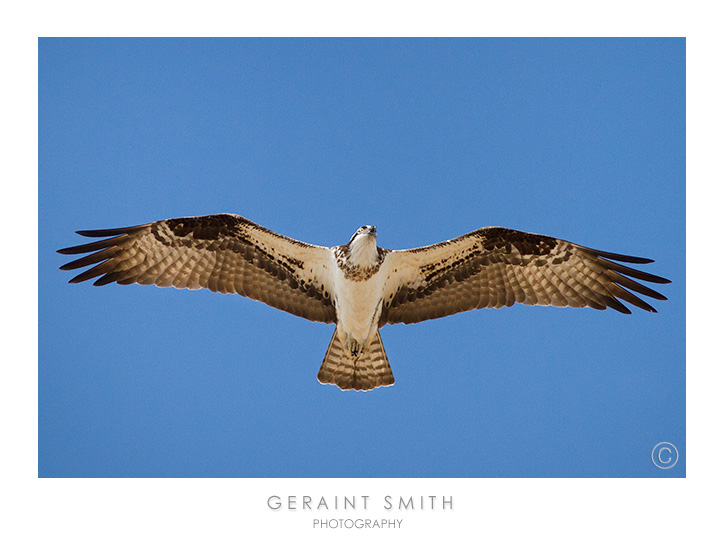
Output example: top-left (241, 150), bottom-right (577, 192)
top-left (58, 213), bottom-right (670, 391)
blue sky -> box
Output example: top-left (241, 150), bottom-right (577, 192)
top-left (39, 38), bottom-right (684, 478)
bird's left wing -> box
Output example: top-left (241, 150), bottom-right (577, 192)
top-left (379, 226), bottom-right (670, 326)
top-left (58, 213), bottom-right (337, 323)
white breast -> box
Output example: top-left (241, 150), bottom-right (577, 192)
top-left (332, 262), bottom-right (388, 346)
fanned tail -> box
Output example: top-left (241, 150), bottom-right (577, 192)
top-left (317, 329), bottom-right (394, 391)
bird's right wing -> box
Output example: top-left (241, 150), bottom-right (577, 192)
top-left (58, 213), bottom-right (338, 323)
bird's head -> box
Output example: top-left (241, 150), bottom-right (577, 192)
top-left (352, 225), bottom-right (376, 239)
top-left (346, 225), bottom-right (379, 267)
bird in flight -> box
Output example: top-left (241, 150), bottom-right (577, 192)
top-left (58, 214), bottom-right (670, 391)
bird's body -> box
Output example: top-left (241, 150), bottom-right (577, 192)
top-left (59, 213), bottom-right (670, 391)
top-left (332, 226), bottom-right (387, 356)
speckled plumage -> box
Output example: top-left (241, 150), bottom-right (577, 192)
top-left (59, 214), bottom-right (670, 391)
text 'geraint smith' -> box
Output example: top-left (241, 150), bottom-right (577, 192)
top-left (267, 495), bottom-right (453, 511)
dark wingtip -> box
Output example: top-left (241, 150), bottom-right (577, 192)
top-left (605, 297), bottom-right (632, 314)
top-left (75, 225), bottom-right (147, 237)
top-left (76, 229), bottom-right (106, 237)
top-left (594, 249), bottom-right (655, 264)
top-left (643, 273), bottom-right (671, 285)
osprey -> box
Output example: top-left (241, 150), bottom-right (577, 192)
top-left (58, 214), bottom-right (670, 391)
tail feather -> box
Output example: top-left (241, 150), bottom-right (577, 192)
top-left (317, 329), bottom-right (394, 391)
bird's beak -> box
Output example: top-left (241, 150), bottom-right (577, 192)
top-left (367, 225), bottom-right (377, 236)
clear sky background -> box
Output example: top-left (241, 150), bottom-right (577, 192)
top-left (39, 38), bottom-right (684, 478)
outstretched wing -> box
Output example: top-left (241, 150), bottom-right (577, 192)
top-left (379, 227), bottom-right (670, 325)
top-left (58, 213), bottom-right (337, 323)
